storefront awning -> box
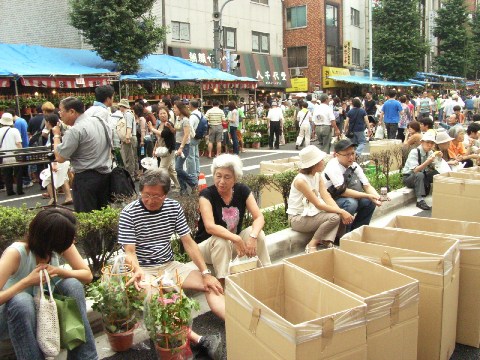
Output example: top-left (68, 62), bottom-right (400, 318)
top-left (170, 47), bottom-right (289, 88)
top-left (327, 75), bottom-right (421, 87)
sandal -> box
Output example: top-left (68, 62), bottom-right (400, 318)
top-left (321, 241), bottom-right (335, 248)
top-left (42, 192), bottom-right (50, 199)
top-left (305, 245), bottom-right (317, 254)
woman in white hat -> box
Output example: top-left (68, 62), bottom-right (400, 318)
top-left (435, 130), bottom-right (459, 168)
top-left (0, 113), bottom-right (23, 196)
top-left (287, 146), bottom-right (354, 252)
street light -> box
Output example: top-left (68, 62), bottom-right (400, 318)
top-left (212, 0), bottom-right (234, 70)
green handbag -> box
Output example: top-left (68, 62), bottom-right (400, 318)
top-left (53, 294), bottom-right (86, 350)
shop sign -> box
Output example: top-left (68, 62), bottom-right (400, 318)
top-left (323, 66), bottom-right (350, 88)
top-left (343, 41), bottom-right (352, 67)
top-left (255, 70), bottom-right (287, 87)
top-left (286, 77), bottom-right (308, 92)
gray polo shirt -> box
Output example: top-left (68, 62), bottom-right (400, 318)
top-left (56, 113), bottom-right (112, 174)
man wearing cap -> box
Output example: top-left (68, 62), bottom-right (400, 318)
top-left (117, 99), bottom-right (137, 179)
top-left (0, 113), bottom-right (23, 196)
top-left (401, 132), bottom-right (439, 210)
top-left (266, 100), bottom-right (284, 150)
top-left (323, 139), bottom-right (382, 233)
top-left (313, 93), bottom-right (340, 154)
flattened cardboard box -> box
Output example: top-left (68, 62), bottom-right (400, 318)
top-left (284, 248), bottom-right (419, 360)
top-left (225, 263), bottom-right (368, 359)
top-left (432, 172), bottom-right (480, 222)
top-left (385, 215), bottom-right (480, 347)
top-left (259, 157), bottom-right (300, 208)
top-left (340, 226), bottom-right (460, 360)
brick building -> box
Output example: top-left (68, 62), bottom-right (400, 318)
top-left (283, 0), bottom-right (343, 92)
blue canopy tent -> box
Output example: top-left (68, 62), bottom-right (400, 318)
top-left (327, 75), bottom-right (421, 88)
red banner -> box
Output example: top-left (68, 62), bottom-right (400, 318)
top-left (20, 77), bottom-right (111, 88)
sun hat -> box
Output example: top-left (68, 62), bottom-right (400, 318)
top-left (0, 113), bottom-right (13, 126)
top-left (334, 139), bottom-right (357, 153)
top-left (118, 99), bottom-right (130, 109)
top-left (421, 132), bottom-right (436, 142)
top-left (299, 145), bottom-right (327, 169)
top-left (435, 130), bottom-right (453, 144)
top-left (271, 101), bottom-right (278, 106)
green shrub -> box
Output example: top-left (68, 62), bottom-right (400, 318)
top-left (269, 170), bottom-right (298, 215)
top-left (366, 172), bottom-right (404, 192)
top-left (0, 205), bottom-right (40, 255)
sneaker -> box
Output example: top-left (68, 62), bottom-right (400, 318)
top-left (0, 187), bottom-right (5, 192)
top-left (416, 200), bottom-right (431, 211)
top-left (295, 145), bottom-right (299, 150)
top-left (23, 181), bottom-right (34, 188)
top-left (195, 334), bottom-right (221, 360)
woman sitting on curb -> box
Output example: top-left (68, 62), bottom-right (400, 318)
top-left (287, 146), bottom-right (353, 252)
top-left (0, 208), bottom-right (98, 360)
top-left (195, 154), bottom-right (271, 287)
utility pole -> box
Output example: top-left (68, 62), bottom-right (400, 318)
top-left (212, 0), bottom-right (234, 69)
top-left (162, 0), bottom-right (167, 54)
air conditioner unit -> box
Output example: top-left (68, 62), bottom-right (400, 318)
top-left (289, 67), bottom-right (301, 77)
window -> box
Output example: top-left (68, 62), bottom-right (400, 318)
top-left (352, 48), bottom-right (361, 66)
top-left (287, 46), bottom-right (308, 68)
top-left (326, 45), bottom-right (337, 66)
top-left (251, 0), bottom-right (268, 4)
top-left (326, 4), bottom-right (338, 27)
top-left (171, 21), bottom-right (190, 42)
top-left (223, 27), bottom-right (236, 50)
top-left (252, 32), bottom-right (270, 53)
top-left (351, 8), bottom-right (360, 26)
top-left (286, 6), bottom-right (307, 29)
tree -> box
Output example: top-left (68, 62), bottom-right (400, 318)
top-left (467, 5), bottom-right (480, 79)
top-left (373, 0), bottom-right (427, 81)
top-left (69, 0), bottom-right (166, 73)
top-left (433, 0), bottom-right (470, 77)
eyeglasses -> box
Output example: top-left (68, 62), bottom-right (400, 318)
top-left (141, 193), bottom-right (166, 201)
top-left (337, 152), bottom-right (356, 158)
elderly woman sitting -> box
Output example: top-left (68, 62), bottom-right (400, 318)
top-left (195, 154), bottom-right (271, 285)
top-left (448, 126), bottom-right (477, 168)
top-left (286, 146), bottom-right (353, 252)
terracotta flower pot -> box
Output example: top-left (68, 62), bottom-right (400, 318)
top-left (154, 340), bottom-right (191, 360)
top-left (252, 142), bottom-right (261, 149)
top-left (106, 327), bottom-right (135, 352)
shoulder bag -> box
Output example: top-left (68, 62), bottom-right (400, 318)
top-left (0, 127), bottom-right (11, 164)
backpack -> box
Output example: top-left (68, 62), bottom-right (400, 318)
top-left (115, 112), bottom-right (128, 142)
top-left (29, 119), bottom-right (45, 147)
top-left (110, 166), bottom-right (136, 202)
top-left (193, 113), bottom-right (208, 140)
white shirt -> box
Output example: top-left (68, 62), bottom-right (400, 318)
top-left (267, 107), bottom-right (283, 122)
top-left (322, 158), bottom-right (369, 188)
top-left (0, 126), bottom-right (22, 164)
top-left (189, 109), bottom-right (202, 132)
top-left (313, 103), bottom-right (335, 126)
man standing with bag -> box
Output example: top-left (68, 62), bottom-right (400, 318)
top-left (313, 93), bottom-right (339, 154)
top-left (187, 100), bottom-right (202, 178)
top-left (118, 99), bottom-right (137, 179)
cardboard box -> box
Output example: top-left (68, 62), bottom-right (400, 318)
top-left (284, 249), bottom-right (419, 360)
top-left (226, 263), bottom-right (368, 359)
top-left (259, 157), bottom-right (300, 208)
top-left (432, 172), bottom-right (480, 222)
top-left (459, 166), bottom-right (480, 174)
top-left (340, 226), bottom-right (460, 360)
top-left (385, 215), bottom-right (480, 347)
top-left (369, 139), bottom-right (403, 171)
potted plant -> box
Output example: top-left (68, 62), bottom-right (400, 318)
top-left (143, 274), bottom-right (200, 360)
top-left (87, 262), bottom-right (142, 352)
top-left (251, 134), bottom-right (262, 149)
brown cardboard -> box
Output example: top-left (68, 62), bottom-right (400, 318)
top-left (459, 166), bottom-right (480, 174)
top-left (369, 139), bottom-right (403, 170)
top-left (259, 156), bottom-right (300, 208)
top-left (225, 263), bottom-right (367, 359)
top-left (340, 226), bottom-right (460, 360)
top-left (385, 215), bottom-right (480, 347)
top-left (432, 172), bottom-right (480, 222)
top-left (284, 249), bottom-right (419, 360)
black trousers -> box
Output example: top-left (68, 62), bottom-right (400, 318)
top-left (72, 170), bottom-right (110, 213)
top-left (269, 121), bottom-right (281, 149)
top-left (1, 166), bottom-right (23, 195)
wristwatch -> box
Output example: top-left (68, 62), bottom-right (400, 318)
top-left (201, 269), bottom-right (212, 277)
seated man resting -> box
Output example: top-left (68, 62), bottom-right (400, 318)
top-left (323, 139), bottom-right (382, 234)
top-left (118, 169), bottom-right (223, 359)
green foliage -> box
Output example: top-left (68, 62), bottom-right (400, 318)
top-left (373, 0), bottom-right (427, 80)
top-left (242, 174), bottom-right (271, 204)
top-left (245, 122), bottom-right (268, 133)
top-left (0, 205), bottom-right (40, 255)
top-left (75, 207), bottom-right (122, 278)
top-left (144, 291), bottom-right (199, 349)
top-left (366, 172), bottom-right (403, 192)
top-left (433, 0), bottom-right (470, 77)
top-left (269, 170), bottom-right (298, 214)
top-left (69, 0), bottom-right (167, 73)
top-left (170, 235), bottom-right (191, 263)
top-left (87, 276), bottom-right (142, 333)
top-left (467, 5), bottom-right (480, 79)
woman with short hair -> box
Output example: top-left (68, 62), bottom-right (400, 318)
top-left (0, 208), bottom-right (98, 360)
top-left (448, 126), bottom-right (477, 168)
top-left (403, 121), bottom-right (422, 148)
top-left (195, 154), bottom-right (271, 286)
top-left (287, 146), bottom-right (353, 252)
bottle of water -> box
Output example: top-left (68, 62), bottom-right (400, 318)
top-left (140, 146), bottom-right (145, 156)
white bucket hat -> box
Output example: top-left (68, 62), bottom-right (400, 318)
top-left (299, 145), bottom-right (327, 169)
top-left (435, 131), bottom-right (453, 144)
top-left (421, 132), bottom-right (436, 143)
top-left (0, 112), bottom-right (13, 126)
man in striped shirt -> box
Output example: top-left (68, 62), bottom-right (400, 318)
top-left (118, 169), bottom-right (224, 358)
top-left (205, 100), bottom-right (225, 158)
